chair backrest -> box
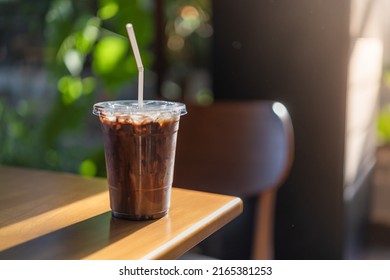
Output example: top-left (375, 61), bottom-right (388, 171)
top-left (174, 100), bottom-right (294, 197)
top-left (173, 100), bottom-right (294, 259)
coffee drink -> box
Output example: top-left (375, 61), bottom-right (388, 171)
top-left (93, 100), bottom-right (186, 220)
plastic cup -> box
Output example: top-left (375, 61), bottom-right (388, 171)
top-left (93, 100), bottom-right (187, 220)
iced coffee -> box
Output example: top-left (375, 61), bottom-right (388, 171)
top-left (93, 100), bottom-right (186, 220)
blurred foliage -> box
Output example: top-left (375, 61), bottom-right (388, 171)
top-left (377, 70), bottom-right (390, 145)
top-left (0, 0), bottom-right (213, 177)
top-left (377, 105), bottom-right (390, 145)
top-left (164, 0), bottom-right (211, 68)
top-left (162, 0), bottom-right (213, 104)
top-left (0, 0), bottom-right (154, 176)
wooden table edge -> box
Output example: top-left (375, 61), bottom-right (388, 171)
top-left (140, 197), bottom-right (243, 260)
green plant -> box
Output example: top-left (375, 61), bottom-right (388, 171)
top-left (378, 70), bottom-right (390, 146)
top-left (0, 0), bottom-right (155, 177)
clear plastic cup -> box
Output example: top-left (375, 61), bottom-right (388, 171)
top-left (93, 100), bottom-right (187, 220)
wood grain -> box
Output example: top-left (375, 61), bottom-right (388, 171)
top-left (0, 166), bottom-right (242, 259)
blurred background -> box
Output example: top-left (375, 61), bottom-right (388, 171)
top-left (1, 0), bottom-right (390, 259)
top-left (0, 0), bottom-right (214, 177)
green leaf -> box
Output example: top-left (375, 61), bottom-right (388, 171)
top-left (98, 1), bottom-right (119, 20)
top-left (92, 36), bottom-right (128, 74)
top-left (63, 49), bottom-right (84, 75)
top-left (79, 159), bottom-right (97, 177)
top-left (377, 106), bottom-right (390, 144)
top-left (58, 75), bottom-right (83, 104)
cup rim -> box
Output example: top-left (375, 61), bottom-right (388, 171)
top-left (93, 100), bottom-right (187, 117)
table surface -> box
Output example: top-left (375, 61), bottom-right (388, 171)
top-left (0, 166), bottom-right (242, 260)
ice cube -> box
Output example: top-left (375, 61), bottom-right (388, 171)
top-left (130, 114), bottom-right (153, 124)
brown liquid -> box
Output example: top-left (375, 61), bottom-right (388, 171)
top-left (100, 116), bottom-right (179, 220)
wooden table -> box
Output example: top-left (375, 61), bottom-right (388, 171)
top-left (0, 166), bottom-right (242, 260)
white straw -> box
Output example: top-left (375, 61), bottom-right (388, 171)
top-left (126, 23), bottom-right (144, 108)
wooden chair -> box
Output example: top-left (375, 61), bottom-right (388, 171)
top-left (173, 100), bottom-right (294, 259)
